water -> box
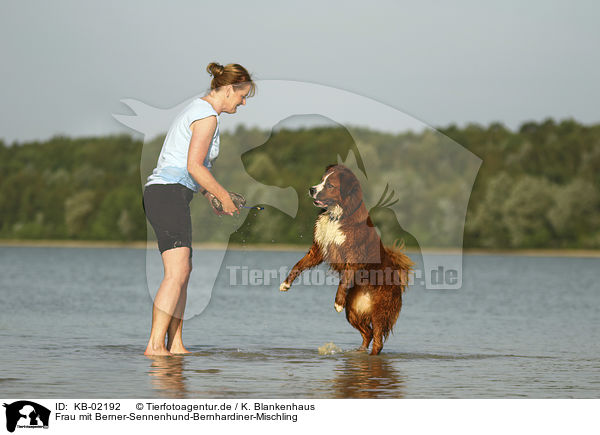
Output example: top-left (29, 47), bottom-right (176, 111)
top-left (0, 246), bottom-right (598, 398)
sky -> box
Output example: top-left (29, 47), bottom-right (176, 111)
top-left (1, 0), bottom-right (599, 143)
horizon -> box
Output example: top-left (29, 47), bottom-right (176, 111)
top-left (1, 115), bottom-right (595, 147)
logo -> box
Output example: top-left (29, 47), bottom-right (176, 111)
top-left (3, 401), bottom-right (50, 433)
top-left (114, 79), bottom-right (481, 319)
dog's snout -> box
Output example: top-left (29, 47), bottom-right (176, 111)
top-left (309, 187), bottom-right (316, 196)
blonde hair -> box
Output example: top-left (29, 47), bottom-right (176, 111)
top-left (206, 62), bottom-right (255, 97)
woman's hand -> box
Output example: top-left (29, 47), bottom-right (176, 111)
top-left (204, 192), bottom-right (239, 216)
top-left (220, 196), bottom-right (239, 216)
top-left (205, 193), bottom-right (222, 215)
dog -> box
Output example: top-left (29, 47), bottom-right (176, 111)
top-left (280, 164), bottom-right (413, 355)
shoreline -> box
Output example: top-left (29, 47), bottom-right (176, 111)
top-left (1, 239), bottom-right (600, 257)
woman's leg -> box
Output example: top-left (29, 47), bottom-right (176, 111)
top-left (144, 247), bottom-right (191, 356)
top-left (167, 255), bottom-right (192, 354)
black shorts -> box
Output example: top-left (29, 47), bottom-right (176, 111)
top-left (143, 183), bottom-right (194, 256)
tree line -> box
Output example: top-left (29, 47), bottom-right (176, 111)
top-left (1, 118), bottom-right (598, 249)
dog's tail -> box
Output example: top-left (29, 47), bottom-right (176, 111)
top-left (376, 240), bottom-right (413, 341)
top-left (384, 239), bottom-right (414, 294)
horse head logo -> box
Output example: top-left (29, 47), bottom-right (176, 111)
top-left (113, 80), bottom-right (481, 320)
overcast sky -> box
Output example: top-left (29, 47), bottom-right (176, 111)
top-left (1, 0), bottom-right (599, 143)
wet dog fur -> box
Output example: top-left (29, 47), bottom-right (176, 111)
top-left (280, 165), bottom-right (413, 355)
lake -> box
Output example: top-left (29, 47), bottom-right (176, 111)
top-left (0, 246), bottom-right (598, 398)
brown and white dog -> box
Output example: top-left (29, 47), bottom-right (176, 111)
top-left (280, 165), bottom-right (413, 355)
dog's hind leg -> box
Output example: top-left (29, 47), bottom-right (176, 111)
top-left (347, 309), bottom-right (372, 351)
top-left (370, 322), bottom-right (384, 355)
top-left (358, 326), bottom-right (373, 351)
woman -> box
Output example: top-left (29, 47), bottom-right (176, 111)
top-left (143, 62), bottom-right (255, 356)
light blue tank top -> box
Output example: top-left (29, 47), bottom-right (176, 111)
top-left (145, 98), bottom-right (219, 192)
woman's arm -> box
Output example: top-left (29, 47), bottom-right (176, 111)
top-left (187, 116), bottom-right (238, 215)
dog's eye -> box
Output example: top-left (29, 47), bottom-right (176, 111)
top-left (326, 183), bottom-right (334, 188)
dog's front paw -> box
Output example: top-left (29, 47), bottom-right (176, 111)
top-left (334, 294), bottom-right (346, 312)
top-left (279, 282), bottom-right (291, 292)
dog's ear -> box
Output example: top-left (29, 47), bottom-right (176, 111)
top-left (339, 170), bottom-right (362, 215)
top-left (325, 164), bottom-right (337, 172)
top-left (339, 169), bottom-right (360, 199)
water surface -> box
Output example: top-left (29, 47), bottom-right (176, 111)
top-left (0, 247), bottom-right (598, 398)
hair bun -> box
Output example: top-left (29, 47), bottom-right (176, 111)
top-left (205, 62), bottom-right (255, 96)
top-left (206, 62), bottom-right (225, 77)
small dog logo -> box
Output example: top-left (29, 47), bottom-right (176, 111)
top-left (3, 401), bottom-right (50, 433)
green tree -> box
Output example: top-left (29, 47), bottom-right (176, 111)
top-left (468, 172), bottom-right (513, 248)
top-left (502, 176), bottom-right (556, 248)
top-left (548, 179), bottom-right (600, 247)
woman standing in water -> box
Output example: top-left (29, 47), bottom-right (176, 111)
top-left (143, 62), bottom-right (255, 356)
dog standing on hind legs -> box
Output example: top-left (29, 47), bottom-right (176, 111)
top-left (280, 164), bottom-right (413, 355)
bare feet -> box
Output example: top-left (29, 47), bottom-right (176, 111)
top-left (167, 337), bottom-right (191, 355)
top-left (144, 347), bottom-right (173, 356)
top-left (144, 340), bottom-right (173, 356)
top-left (168, 345), bottom-right (191, 355)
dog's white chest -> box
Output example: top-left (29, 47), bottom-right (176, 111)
top-left (352, 292), bottom-right (372, 314)
top-left (315, 214), bottom-right (346, 256)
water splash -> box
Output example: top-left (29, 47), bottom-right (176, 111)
top-left (318, 342), bottom-right (343, 355)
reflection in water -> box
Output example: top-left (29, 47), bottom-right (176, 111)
top-left (331, 353), bottom-right (406, 398)
top-left (147, 356), bottom-right (188, 398)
